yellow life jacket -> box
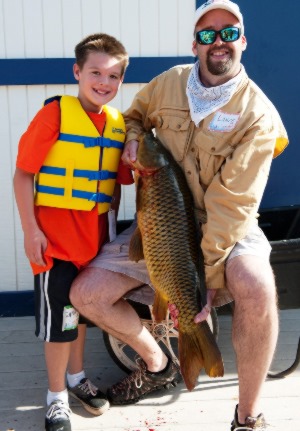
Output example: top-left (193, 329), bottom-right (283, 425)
top-left (35, 95), bottom-right (125, 214)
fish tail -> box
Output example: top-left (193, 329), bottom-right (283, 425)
top-left (178, 330), bottom-right (204, 391)
top-left (200, 321), bottom-right (224, 378)
top-left (178, 322), bottom-right (224, 391)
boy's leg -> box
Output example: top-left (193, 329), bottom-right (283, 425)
top-left (45, 341), bottom-right (72, 392)
top-left (35, 260), bottom-right (79, 431)
top-left (68, 323), bottom-right (86, 375)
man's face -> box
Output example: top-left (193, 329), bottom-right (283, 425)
top-left (192, 9), bottom-right (247, 87)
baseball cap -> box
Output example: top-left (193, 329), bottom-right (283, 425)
top-left (194, 0), bottom-right (244, 33)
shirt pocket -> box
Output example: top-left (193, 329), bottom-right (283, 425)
top-left (195, 129), bottom-right (236, 183)
top-left (150, 109), bottom-right (192, 162)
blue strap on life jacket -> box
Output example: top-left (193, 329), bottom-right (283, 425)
top-left (44, 95), bottom-right (62, 106)
top-left (35, 184), bottom-right (112, 203)
top-left (59, 133), bottom-right (123, 149)
top-left (39, 166), bottom-right (117, 181)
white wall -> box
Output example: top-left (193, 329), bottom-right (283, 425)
top-left (0, 0), bottom-right (195, 292)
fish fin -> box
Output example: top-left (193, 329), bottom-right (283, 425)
top-left (178, 331), bottom-right (204, 391)
top-left (129, 227), bottom-right (144, 262)
top-left (152, 291), bottom-right (169, 323)
top-left (178, 322), bottom-right (224, 391)
top-left (199, 321), bottom-right (224, 378)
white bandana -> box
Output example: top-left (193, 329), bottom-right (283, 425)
top-left (186, 61), bottom-right (245, 126)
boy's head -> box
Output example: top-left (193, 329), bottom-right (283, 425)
top-left (75, 33), bottom-right (129, 76)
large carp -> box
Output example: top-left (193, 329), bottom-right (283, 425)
top-left (129, 131), bottom-right (224, 391)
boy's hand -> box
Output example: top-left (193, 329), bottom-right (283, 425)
top-left (24, 226), bottom-right (48, 267)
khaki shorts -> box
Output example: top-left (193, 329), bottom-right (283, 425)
top-left (89, 219), bottom-right (272, 305)
top-left (227, 223), bottom-right (272, 261)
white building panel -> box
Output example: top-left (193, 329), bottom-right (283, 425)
top-left (81, 0), bottom-right (102, 38)
top-left (62, 0), bottom-right (83, 57)
top-left (43, 0), bottom-right (65, 58)
top-left (101, 0), bottom-right (121, 39)
top-left (23, 0), bottom-right (44, 57)
top-left (3, 0), bottom-right (25, 57)
top-left (0, 3), bottom-right (6, 57)
top-left (0, 87), bottom-right (17, 292)
top-left (119, 0), bottom-right (139, 56)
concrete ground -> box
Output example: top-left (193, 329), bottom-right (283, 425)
top-left (0, 309), bottom-right (299, 431)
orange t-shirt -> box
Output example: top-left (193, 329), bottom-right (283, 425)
top-left (16, 100), bottom-right (133, 274)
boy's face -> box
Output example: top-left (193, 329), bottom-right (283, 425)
top-left (73, 51), bottom-right (124, 113)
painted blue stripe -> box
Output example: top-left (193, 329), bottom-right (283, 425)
top-left (36, 184), bottom-right (112, 203)
top-left (0, 57), bottom-right (195, 86)
top-left (59, 133), bottom-right (124, 149)
top-left (39, 166), bottom-right (117, 180)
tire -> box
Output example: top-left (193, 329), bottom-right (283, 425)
top-left (103, 299), bottom-right (219, 374)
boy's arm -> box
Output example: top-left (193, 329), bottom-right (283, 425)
top-left (13, 167), bottom-right (47, 267)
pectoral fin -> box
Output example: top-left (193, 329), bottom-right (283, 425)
top-left (152, 290), bottom-right (169, 323)
top-left (129, 227), bottom-right (144, 262)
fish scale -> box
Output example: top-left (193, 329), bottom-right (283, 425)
top-left (129, 131), bottom-right (224, 390)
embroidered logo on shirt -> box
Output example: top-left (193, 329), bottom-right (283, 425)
top-left (208, 111), bottom-right (240, 132)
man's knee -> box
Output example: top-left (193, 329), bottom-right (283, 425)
top-left (69, 275), bottom-right (85, 309)
top-left (70, 268), bottom-right (102, 309)
top-left (226, 255), bottom-right (276, 304)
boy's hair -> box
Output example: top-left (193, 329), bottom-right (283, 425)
top-left (75, 33), bottom-right (129, 76)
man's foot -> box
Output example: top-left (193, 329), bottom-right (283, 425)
top-left (45, 400), bottom-right (71, 431)
top-left (68, 378), bottom-right (109, 416)
top-left (107, 355), bottom-right (182, 405)
top-left (231, 405), bottom-right (268, 430)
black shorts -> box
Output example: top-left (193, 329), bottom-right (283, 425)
top-left (34, 259), bottom-right (80, 342)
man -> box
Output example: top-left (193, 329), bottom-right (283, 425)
top-left (70, 1), bottom-right (288, 429)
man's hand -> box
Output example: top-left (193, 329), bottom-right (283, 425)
top-left (194, 289), bottom-right (217, 323)
top-left (168, 303), bottom-right (179, 329)
top-left (121, 140), bottom-right (138, 167)
top-left (121, 139), bottom-right (145, 171)
top-left (168, 289), bottom-right (217, 327)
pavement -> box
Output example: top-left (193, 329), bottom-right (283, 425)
top-left (0, 309), bottom-right (299, 431)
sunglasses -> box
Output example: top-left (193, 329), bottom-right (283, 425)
top-left (195, 26), bottom-right (240, 45)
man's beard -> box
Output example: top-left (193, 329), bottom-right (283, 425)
top-left (206, 48), bottom-right (233, 75)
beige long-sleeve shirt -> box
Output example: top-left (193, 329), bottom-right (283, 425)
top-left (124, 64), bottom-right (288, 303)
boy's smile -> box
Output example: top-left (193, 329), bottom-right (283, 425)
top-left (73, 51), bottom-right (124, 113)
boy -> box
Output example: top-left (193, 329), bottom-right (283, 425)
top-left (14, 33), bottom-right (133, 431)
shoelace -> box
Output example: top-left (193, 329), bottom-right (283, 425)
top-left (113, 357), bottom-right (146, 390)
top-left (78, 379), bottom-right (98, 396)
top-left (46, 401), bottom-right (71, 420)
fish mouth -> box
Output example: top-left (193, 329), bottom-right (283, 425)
top-left (135, 167), bottom-right (160, 176)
